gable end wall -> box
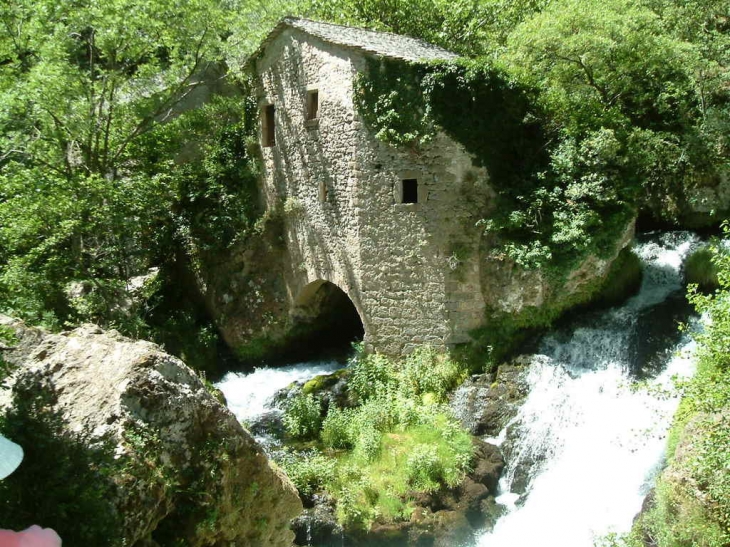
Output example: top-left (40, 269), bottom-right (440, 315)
top-left (255, 29), bottom-right (491, 355)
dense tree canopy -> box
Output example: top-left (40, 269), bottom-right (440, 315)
top-left (0, 0), bottom-right (727, 332)
top-left (0, 2), bottom-right (728, 543)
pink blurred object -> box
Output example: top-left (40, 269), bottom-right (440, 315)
top-left (0, 526), bottom-right (62, 546)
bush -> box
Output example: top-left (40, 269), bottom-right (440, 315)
top-left (321, 407), bottom-right (355, 449)
top-left (685, 246), bottom-right (719, 292)
top-left (401, 347), bottom-right (467, 401)
top-left (283, 394), bottom-right (323, 440)
top-left (277, 450), bottom-right (336, 498)
top-left (406, 445), bottom-right (443, 492)
top-left (352, 426), bottom-right (382, 463)
top-left (276, 348), bottom-right (474, 531)
top-left (348, 352), bottom-right (393, 402)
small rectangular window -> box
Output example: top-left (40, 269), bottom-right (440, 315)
top-left (262, 104), bottom-right (275, 147)
top-left (306, 90), bottom-right (319, 120)
top-left (402, 178), bottom-right (418, 204)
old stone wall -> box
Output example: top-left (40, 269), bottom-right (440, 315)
top-left (255, 29), bottom-right (492, 355)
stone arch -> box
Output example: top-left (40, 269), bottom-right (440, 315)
top-left (290, 279), bottom-right (365, 354)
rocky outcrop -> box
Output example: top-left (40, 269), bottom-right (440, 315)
top-left (0, 317), bottom-right (301, 546)
top-left (450, 360), bottom-right (530, 437)
top-left (480, 218), bottom-right (636, 317)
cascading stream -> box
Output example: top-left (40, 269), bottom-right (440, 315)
top-left (214, 232), bottom-right (700, 547)
top-left (475, 232), bottom-right (701, 546)
top-left (216, 360), bottom-right (342, 447)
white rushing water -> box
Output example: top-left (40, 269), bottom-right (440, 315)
top-left (475, 232), bottom-right (701, 547)
top-left (216, 360), bottom-right (342, 424)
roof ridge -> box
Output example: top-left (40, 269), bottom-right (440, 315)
top-left (286, 16), bottom-right (457, 56)
top-left (247, 16), bottom-right (459, 67)
top-left (283, 15), bottom-right (452, 51)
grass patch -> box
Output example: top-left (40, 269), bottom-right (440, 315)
top-left (277, 347), bottom-right (473, 530)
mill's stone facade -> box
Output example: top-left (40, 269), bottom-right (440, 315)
top-left (253, 18), bottom-right (492, 355)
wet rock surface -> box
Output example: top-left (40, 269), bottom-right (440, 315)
top-left (449, 360), bottom-right (530, 437)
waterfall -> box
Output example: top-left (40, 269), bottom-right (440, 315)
top-left (216, 360), bottom-right (342, 447)
top-left (475, 232), bottom-right (701, 546)
top-left (214, 232), bottom-right (701, 547)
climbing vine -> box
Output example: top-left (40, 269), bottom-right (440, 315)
top-left (354, 57), bottom-right (637, 280)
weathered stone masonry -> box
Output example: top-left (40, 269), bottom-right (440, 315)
top-left (253, 18), bottom-right (493, 355)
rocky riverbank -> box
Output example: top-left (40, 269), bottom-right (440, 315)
top-left (0, 317), bottom-right (302, 546)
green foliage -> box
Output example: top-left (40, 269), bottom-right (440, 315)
top-left (400, 346), bottom-right (469, 400)
top-left (355, 0), bottom-right (729, 274)
top-left (277, 450), bottom-right (337, 498)
top-left (283, 393), bottom-right (323, 440)
top-left (348, 349), bottom-right (393, 401)
top-left (504, 0), bottom-right (729, 223)
top-left (355, 57), bottom-right (636, 278)
top-left (277, 348), bottom-right (473, 529)
top-left (0, 380), bottom-right (123, 545)
top-left (0, 0), bottom-right (261, 367)
top-left (406, 444), bottom-right (443, 491)
top-left (321, 407), bottom-right (355, 449)
top-left (685, 246), bottom-right (720, 292)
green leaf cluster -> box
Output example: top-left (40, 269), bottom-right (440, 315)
top-left (278, 347), bottom-right (473, 530)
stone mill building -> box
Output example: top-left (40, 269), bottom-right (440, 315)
top-left (245, 17), bottom-right (494, 356)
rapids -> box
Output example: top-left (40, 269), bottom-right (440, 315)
top-left (475, 232), bottom-right (700, 546)
top-left (215, 232), bottom-right (702, 547)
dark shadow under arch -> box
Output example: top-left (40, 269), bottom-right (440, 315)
top-left (285, 280), bottom-right (364, 362)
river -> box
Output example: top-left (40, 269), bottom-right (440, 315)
top-left (216, 231), bottom-right (700, 546)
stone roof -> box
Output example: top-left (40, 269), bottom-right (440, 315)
top-left (251, 17), bottom-right (460, 65)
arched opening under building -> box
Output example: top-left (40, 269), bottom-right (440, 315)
top-left (287, 280), bottom-right (365, 361)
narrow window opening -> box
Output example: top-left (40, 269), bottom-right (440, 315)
top-left (402, 178), bottom-right (418, 204)
top-left (262, 104), bottom-right (275, 147)
top-left (319, 180), bottom-right (328, 203)
top-left (306, 90), bottom-right (319, 120)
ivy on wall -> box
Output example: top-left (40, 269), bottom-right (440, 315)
top-left (354, 57), bottom-right (637, 281)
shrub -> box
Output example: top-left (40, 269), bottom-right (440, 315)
top-left (278, 348), bottom-right (474, 531)
top-left (401, 347), bottom-right (467, 401)
top-left (406, 444), bottom-right (443, 492)
top-left (352, 426), bottom-right (382, 463)
top-left (348, 352), bottom-right (393, 402)
top-left (321, 407), bottom-right (355, 449)
top-left (277, 450), bottom-right (336, 498)
top-left (283, 394), bottom-right (323, 440)
top-left (336, 478), bottom-right (378, 529)
top-left (685, 246), bottom-right (719, 292)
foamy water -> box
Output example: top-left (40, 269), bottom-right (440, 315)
top-left (216, 361), bottom-right (342, 423)
top-left (475, 232), bottom-right (700, 546)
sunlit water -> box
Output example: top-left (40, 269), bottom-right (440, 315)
top-left (475, 232), bottom-right (701, 547)
top-left (216, 360), bottom-right (342, 424)
top-left (214, 233), bottom-right (702, 547)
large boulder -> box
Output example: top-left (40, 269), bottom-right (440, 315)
top-left (0, 317), bottom-right (302, 546)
